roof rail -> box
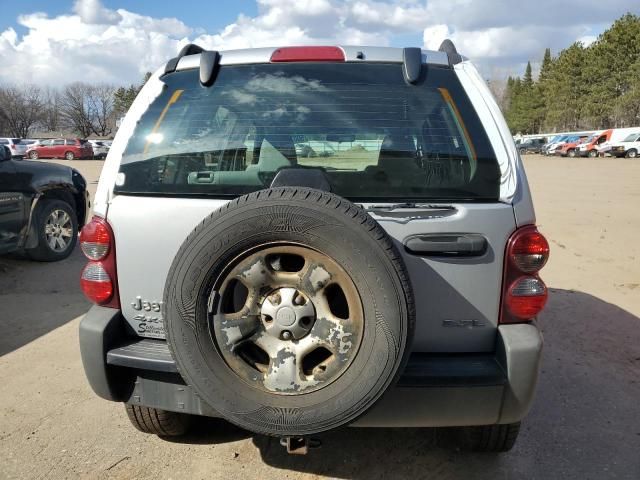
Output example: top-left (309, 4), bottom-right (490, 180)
top-left (402, 47), bottom-right (423, 84)
top-left (164, 43), bottom-right (205, 75)
top-left (438, 39), bottom-right (463, 66)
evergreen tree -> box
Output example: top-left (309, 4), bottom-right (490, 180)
top-left (113, 72), bottom-right (152, 117)
top-left (544, 43), bottom-right (587, 130)
top-left (582, 14), bottom-right (640, 127)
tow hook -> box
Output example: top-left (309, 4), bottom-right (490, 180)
top-left (279, 436), bottom-right (322, 455)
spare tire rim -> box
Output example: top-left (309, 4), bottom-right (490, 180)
top-left (44, 209), bottom-right (73, 252)
top-left (212, 244), bottom-right (364, 395)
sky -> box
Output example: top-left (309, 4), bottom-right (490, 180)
top-left (0, 0), bottom-right (638, 87)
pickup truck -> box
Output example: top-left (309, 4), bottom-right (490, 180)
top-left (0, 146), bottom-right (89, 261)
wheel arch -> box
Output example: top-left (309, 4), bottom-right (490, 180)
top-left (23, 187), bottom-right (79, 249)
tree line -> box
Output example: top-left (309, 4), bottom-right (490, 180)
top-left (0, 73), bottom-right (150, 138)
top-left (498, 13), bottom-right (640, 134)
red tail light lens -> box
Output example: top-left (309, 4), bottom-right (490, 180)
top-left (79, 217), bottom-right (110, 260)
top-left (79, 216), bottom-right (120, 308)
top-left (509, 227), bottom-right (549, 273)
top-left (505, 277), bottom-right (548, 318)
top-left (271, 46), bottom-right (345, 62)
top-left (80, 263), bottom-right (113, 304)
top-left (501, 225), bottom-right (549, 323)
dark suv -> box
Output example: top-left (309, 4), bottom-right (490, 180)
top-left (0, 145), bottom-right (89, 261)
top-left (517, 138), bottom-right (545, 154)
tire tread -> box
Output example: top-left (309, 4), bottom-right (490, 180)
top-left (125, 405), bottom-right (190, 437)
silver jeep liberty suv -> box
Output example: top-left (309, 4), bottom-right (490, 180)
top-left (79, 41), bottom-right (549, 453)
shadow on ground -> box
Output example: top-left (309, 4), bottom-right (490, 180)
top-left (164, 288), bottom-right (640, 479)
top-left (0, 247), bottom-right (90, 356)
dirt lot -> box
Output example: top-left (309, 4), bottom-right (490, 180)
top-left (1, 155), bottom-right (639, 479)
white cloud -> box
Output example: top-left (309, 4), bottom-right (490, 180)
top-left (0, 0), bottom-right (637, 86)
top-left (73, 0), bottom-right (121, 25)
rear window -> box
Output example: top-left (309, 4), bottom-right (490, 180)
top-left (116, 63), bottom-right (500, 201)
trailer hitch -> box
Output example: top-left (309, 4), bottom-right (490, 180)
top-left (279, 436), bottom-right (322, 455)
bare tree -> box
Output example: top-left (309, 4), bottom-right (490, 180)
top-left (0, 85), bottom-right (43, 137)
top-left (60, 82), bottom-right (116, 137)
top-left (60, 83), bottom-right (94, 137)
top-left (87, 84), bottom-right (116, 136)
top-left (41, 87), bottom-right (62, 132)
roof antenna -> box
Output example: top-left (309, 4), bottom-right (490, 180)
top-left (438, 40), bottom-right (463, 65)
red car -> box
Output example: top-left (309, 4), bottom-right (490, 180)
top-left (26, 138), bottom-right (93, 160)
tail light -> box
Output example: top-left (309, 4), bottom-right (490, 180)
top-left (500, 225), bottom-right (549, 323)
top-left (79, 216), bottom-right (120, 308)
top-left (271, 46), bottom-right (345, 62)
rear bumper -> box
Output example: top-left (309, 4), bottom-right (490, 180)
top-left (79, 306), bottom-right (543, 428)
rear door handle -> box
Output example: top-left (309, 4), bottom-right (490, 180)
top-left (404, 234), bottom-right (487, 256)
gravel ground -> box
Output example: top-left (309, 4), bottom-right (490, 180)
top-left (1, 155), bottom-right (639, 479)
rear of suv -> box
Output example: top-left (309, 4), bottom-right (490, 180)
top-left (79, 43), bottom-right (548, 453)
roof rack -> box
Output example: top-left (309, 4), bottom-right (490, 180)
top-left (438, 39), bottom-right (463, 66)
top-left (163, 43), bottom-right (220, 87)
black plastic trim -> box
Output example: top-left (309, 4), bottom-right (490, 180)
top-left (438, 39), bottom-right (463, 66)
top-left (79, 306), bottom-right (134, 401)
top-left (106, 337), bottom-right (506, 387)
top-left (402, 47), bottom-right (423, 84)
top-left (398, 353), bottom-right (506, 387)
top-left (164, 43), bottom-right (205, 75)
top-left (200, 50), bottom-right (221, 87)
top-left (404, 233), bottom-right (487, 257)
top-left (107, 338), bottom-right (179, 373)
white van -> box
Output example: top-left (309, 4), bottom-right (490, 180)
top-left (609, 131), bottom-right (640, 158)
top-left (597, 127), bottom-right (640, 155)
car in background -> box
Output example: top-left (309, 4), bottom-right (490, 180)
top-left (0, 138), bottom-right (27, 158)
top-left (517, 138), bottom-right (545, 155)
top-left (0, 143), bottom-right (89, 261)
top-left (593, 127), bottom-right (640, 156)
top-left (26, 138), bottom-right (93, 160)
top-left (542, 135), bottom-right (570, 155)
top-left (88, 140), bottom-right (109, 159)
top-left (578, 130), bottom-right (610, 157)
top-left (555, 135), bottom-right (590, 157)
top-left (546, 135), bottom-right (582, 155)
top-left (609, 132), bottom-right (640, 158)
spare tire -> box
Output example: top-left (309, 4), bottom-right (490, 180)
top-left (164, 187), bottom-right (414, 436)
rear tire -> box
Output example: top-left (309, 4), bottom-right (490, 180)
top-left (518, 148), bottom-right (526, 155)
top-left (125, 405), bottom-right (191, 437)
top-left (567, 149), bottom-right (576, 157)
top-left (460, 422), bottom-right (521, 452)
top-left (588, 149), bottom-right (598, 158)
top-left (626, 149), bottom-right (637, 158)
top-left (65, 151), bottom-right (75, 160)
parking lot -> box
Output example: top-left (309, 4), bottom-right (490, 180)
top-left (1, 155), bottom-right (639, 479)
